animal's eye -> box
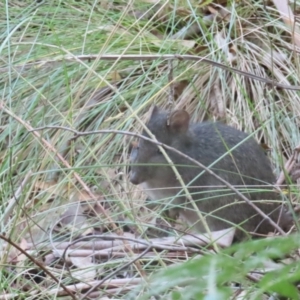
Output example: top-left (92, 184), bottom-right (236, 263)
top-left (130, 141), bottom-right (139, 152)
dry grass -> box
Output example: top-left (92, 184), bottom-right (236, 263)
top-left (1, 0), bottom-right (300, 299)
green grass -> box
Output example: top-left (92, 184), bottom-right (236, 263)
top-left (1, 0), bottom-right (300, 299)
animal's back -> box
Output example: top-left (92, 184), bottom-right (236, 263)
top-left (190, 121), bottom-right (276, 185)
top-left (177, 122), bottom-right (293, 240)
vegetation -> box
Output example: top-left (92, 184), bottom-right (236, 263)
top-left (1, 0), bottom-right (300, 299)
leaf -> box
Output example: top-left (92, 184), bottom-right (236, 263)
top-left (259, 262), bottom-right (300, 299)
top-left (70, 256), bottom-right (97, 282)
top-left (130, 235), bottom-right (300, 299)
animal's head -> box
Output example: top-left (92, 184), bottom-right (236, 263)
top-left (129, 106), bottom-right (191, 185)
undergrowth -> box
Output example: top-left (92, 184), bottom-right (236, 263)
top-left (1, 0), bottom-right (300, 299)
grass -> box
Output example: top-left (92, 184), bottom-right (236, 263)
top-left (1, 0), bottom-right (300, 299)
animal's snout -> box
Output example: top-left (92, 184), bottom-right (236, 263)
top-left (129, 168), bottom-right (144, 185)
top-left (129, 170), bottom-right (139, 185)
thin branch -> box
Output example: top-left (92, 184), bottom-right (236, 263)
top-left (0, 102), bottom-right (146, 282)
top-left (71, 236), bottom-right (152, 299)
top-left (0, 103), bottom-right (118, 233)
top-left (2, 53), bottom-right (300, 91)
top-left (0, 234), bottom-right (77, 300)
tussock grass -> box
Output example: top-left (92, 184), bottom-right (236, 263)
top-left (1, 0), bottom-right (300, 299)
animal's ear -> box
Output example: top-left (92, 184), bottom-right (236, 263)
top-left (129, 140), bottom-right (138, 152)
top-left (150, 105), bottom-right (160, 118)
top-left (169, 110), bottom-right (190, 133)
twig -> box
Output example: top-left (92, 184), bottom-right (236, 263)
top-left (0, 103), bottom-right (118, 232)
top-left (0, 234), bottom-right (76, 300)
top-left (46, 229), bottom-right (234, 257)
top-left (3, 53), bottom-right (300, 91)
top-left (0, 279), bottom-right (141, 299)
top-left (0, 102), bottom-right (146, 282)
top-left (51, 278), bottom-right (142, 297)
top-left (63, 236), bottom-right (152, 299)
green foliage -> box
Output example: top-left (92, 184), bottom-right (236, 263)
top-left (131, 235), bottom-right (300, 299)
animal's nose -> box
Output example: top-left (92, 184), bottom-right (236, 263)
top-left (129, 170), bottom-right (141, 185)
